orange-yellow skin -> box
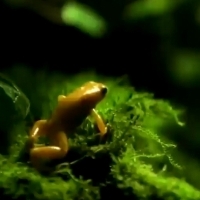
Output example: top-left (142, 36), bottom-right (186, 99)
top-left (28, 81), bottom-right (108, 171)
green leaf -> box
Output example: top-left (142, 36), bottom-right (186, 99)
top-left (0, 74), bottom-right (30, 130)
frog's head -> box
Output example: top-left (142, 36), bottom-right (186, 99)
top-left (80, 81), bottom-right (108, 109)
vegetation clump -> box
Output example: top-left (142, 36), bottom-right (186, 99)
top-left (0, 69), bottom-right (198, 200)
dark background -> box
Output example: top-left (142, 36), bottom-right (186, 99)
top-left (1, 0), bottom-right (197, 102)
top-left (1, 0), bottom-right (200, 180)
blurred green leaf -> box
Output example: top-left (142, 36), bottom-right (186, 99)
top-left (61, 2), bottom-right (106, 38)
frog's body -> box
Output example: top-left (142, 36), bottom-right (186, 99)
top-left (28, 81), bottom-right (108, 171)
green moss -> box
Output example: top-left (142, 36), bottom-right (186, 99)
top-left (0, 68), bottom-right (199, 200)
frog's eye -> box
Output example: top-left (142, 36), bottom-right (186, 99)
top-left (100, 86), bottom-right (108, 96)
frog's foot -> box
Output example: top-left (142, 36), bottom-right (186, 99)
top-left (90, 109), bottom-right (107, 136)
top-left (99, 127), bottom-right (108, 138)
top-left (98, 123), bottom-right (113, 143)
top-left (30, 146), bottom-right (68, 171)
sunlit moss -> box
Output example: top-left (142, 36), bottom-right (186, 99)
top-left (0, 68), bottom-right (199, 200)
top-left (111, 146), bottom-right (200, 199)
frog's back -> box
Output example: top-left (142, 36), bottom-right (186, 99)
top-left (47, 81), bottom-right (107, 133)
top-left (49, 98), bottom-right (90, 133)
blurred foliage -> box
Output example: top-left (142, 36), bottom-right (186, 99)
top-left (124, 0), bottom-right (180, 19)
top-left (168, 50), bottom-right (200, 88)
top-left (61, 2), bottom-right (106, 37)
top-left (1, 0), bottom-right (183, 37)
top-left (2, 0), bottom-right (200, 91)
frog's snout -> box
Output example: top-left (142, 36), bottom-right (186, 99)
top-left (101, 86), bottom-right (108, 95)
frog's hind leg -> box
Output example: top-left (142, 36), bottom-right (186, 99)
top-left (23, 119), bottom-right (48, 155)
top-left (30, 131), bottom-right (69, 171)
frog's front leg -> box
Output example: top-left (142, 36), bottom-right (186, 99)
top-left (30, 131), bottom-right (69, 171)
top-left (58, 95), bottom-right (66, 101)
top-left (90, 108), bottom-right (107, 136)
